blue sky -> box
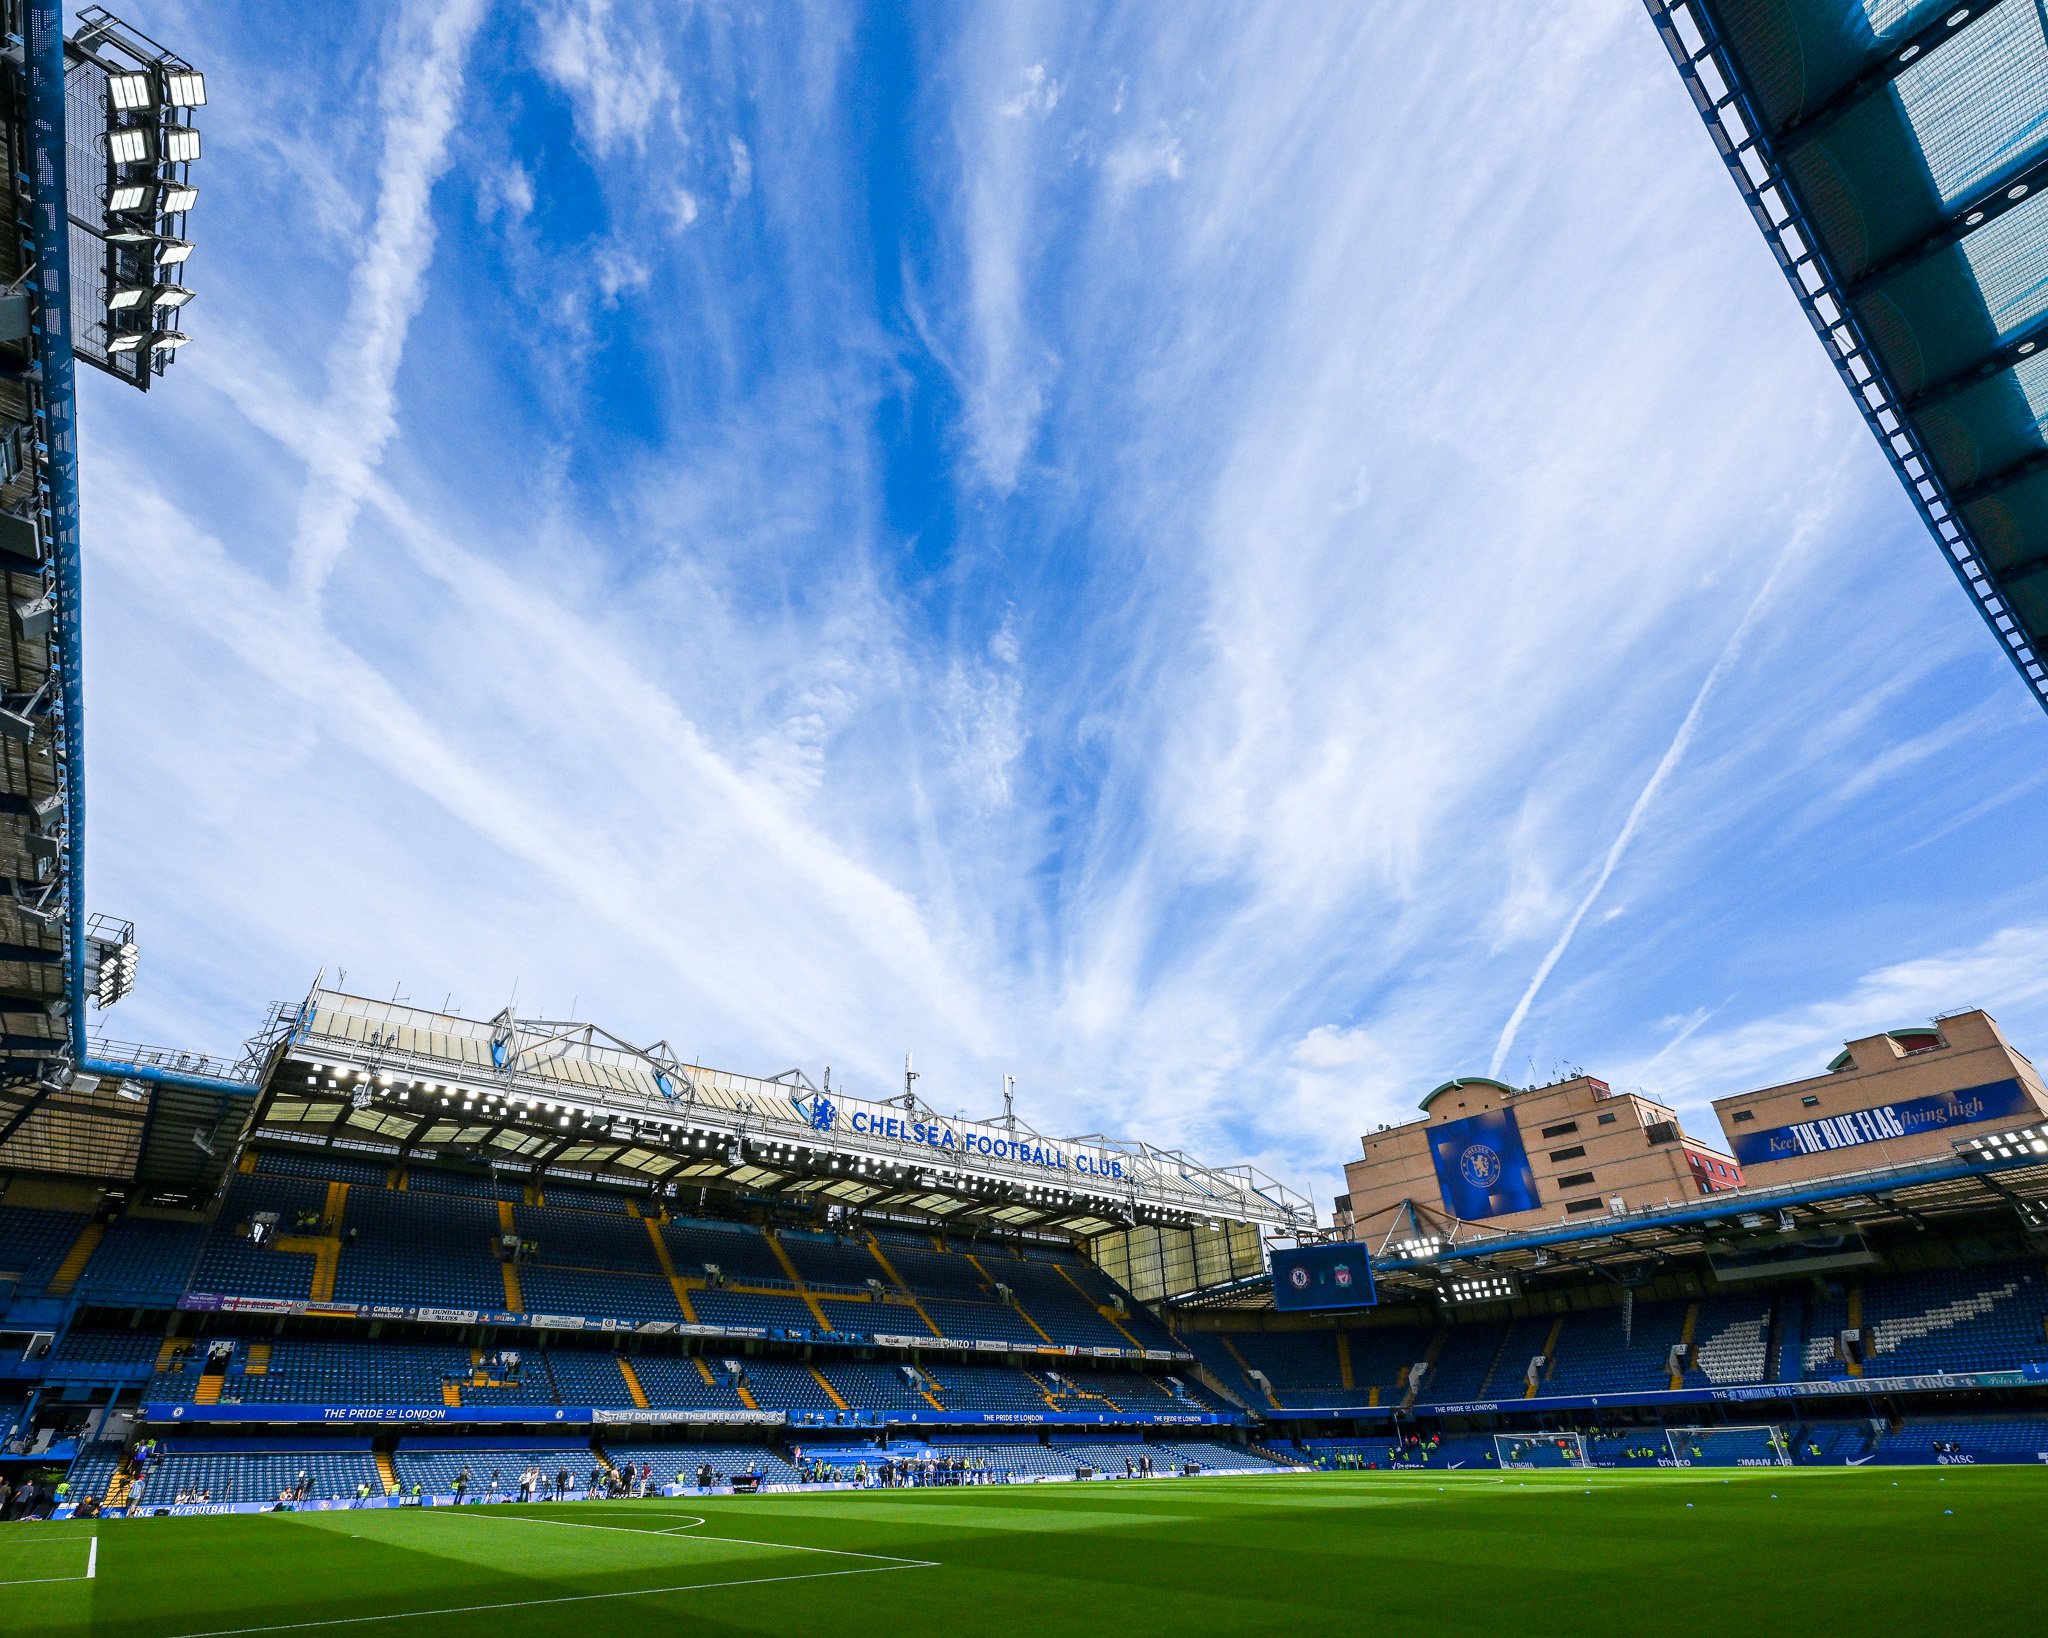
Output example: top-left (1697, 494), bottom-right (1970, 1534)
top-left (73, 0), bottom-right (2048, 1215)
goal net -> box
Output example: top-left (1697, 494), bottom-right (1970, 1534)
top-left (1663, 1425), bottom-right (1791, 1467)
top-left (1492, 1432), bottom-right (1588, 1469)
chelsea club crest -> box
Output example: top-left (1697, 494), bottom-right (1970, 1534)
top-left (1459, 1143), bottom-right (1503, 1188)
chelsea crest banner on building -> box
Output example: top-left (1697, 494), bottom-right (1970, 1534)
top-left (1429, 1108), bottom-right (1540, 1220)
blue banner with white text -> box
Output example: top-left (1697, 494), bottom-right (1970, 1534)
top-left (1429, 1107), bottom-right (1540, 1220)
top-left (1729, 1078), bottom-right (2036, 1167)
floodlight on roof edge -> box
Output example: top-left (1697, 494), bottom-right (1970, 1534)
top-left (69, 6), bottom-right (208, 391)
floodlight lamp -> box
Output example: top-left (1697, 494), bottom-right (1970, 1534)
top-left (107, 181), bottom-right (151, 213)
top-left (161, 182), bottom-right (199, 213)
top-left (107, 127), bottom-right (153, 165)
top-left (108, 284), bottom-right (151, 311)
top-left (108, 72), bottom-right (154, 111)
top-left (104, 332), bottom-right (146, 354)
top-left (162, 126), bottom-right (201, 163)
top-left (164, 70), bottom-right (207, 108)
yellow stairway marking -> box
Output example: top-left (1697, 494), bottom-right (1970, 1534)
top-left (809, 1365), bottom-right (849, 1412)
top-left (766, 1235), bottom-right (834, 1330)
top-left (618, 1359), bottom-right (650, 1409)
top-left (919, 1387), bottom-right (947, 1412)
top-left (644, 1219), bottom-right (699, 1322)
top-left (1670, 1302), bottom-right (1700, 1390)
top-left (1056, 1263), bottom-right (1144, 1347)
top-left (1846, 1285), bottom-right (1863, 1376)
top-left (272, 1234), bottom-right (341, 1302)
top-left (154, 1337), bottom-right (188, 1373)
top-left (237, 1151), bottom-right (257, 1175)
top-left (1368, 1385), bottom-right (1381, 1407)
top-left (625, 1199), bottom-right (640, 1218)
top-left (1336, 1331), bottom-right (1355, 1391)
top-left (245, 1343), bottom-right (271, 1376)
top-left (441, 1382), bottom-right (461, 1407)
top-left (966, 1251), bottom-right (1054, 1344)
top-left (1217, 1334), bottom-right (1279, 1408)
top-left (497, 1201), bottom-right (524, 1311)
top-left (323, 1181), bottom-right (350, 1232)
top-left (375, 1452), bottom-right (399, 1496)
top-left (735, 1379), bottom-right (760, 1411)
top-left (1527, 1315), bottom-right (1565, 1398)
top-left (1401, 1328), bottom-right (1448, 1411)
top-left (694, 1357), bottom-right (718, 1386)
top-left (46, 1221), bottom-right (104, 1296)
top-left (865, 1234), bottom-right (942, 1336)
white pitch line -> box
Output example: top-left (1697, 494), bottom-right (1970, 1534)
top-left (88, 1535), bottom-right (98, 1579)
top-left (0, 1573), bottom-right (95, 1587)
top-left (158, 1560), bottom-right (933, 1638)
top-left (434, 1508), bottom-right (932, 1567)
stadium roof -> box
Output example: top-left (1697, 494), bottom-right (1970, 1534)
top-left (1649, 0), bottom-right (2048, 714)
top-left (232, 986), bottom-right (1316, 1240)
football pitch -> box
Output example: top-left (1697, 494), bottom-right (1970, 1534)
top-left (5, 1468), bottom-right (2043, 1637)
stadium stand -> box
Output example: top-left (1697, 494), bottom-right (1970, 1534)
top-left (0, 1206), bottom-right (92, 1298)
top-left (71, 1217), bottom-right (206, 1307)
top-left (139, 1441), bottom-right (384, 1506)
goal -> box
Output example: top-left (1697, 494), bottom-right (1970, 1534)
top-left (1492, 1432), bottom-right (1588, 1469)
top-left (1662, 1424), bottom-right (1791, 1467)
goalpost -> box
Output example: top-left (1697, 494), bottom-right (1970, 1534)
top-left (1491, 1432), bottom-right (1589, 1470)
top-left (1663, 1425), bottom-right (1792, 1467)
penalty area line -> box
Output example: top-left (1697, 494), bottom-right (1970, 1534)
top-left (157, 1559), bottom-right (937, 1638)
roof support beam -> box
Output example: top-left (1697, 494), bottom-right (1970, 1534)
top-left (1773, 0), bottom-right (2013, 153)
top-left (1902, 306), bottom-right (2048, 414)
top-left (1952, 448), bottom-right (2048, 511)
top-left (1846, 146), bottom-right (2048, 302)
top-left (0, 1079), bottom-right (60, 1147)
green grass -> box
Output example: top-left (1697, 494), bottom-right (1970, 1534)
top-left (6, 1468), bottom-right (2045, 1637)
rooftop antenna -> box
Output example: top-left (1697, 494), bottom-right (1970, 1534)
top-left (898, 1051), bottom-right (920, 1110)
top-left (1003, 1074), bottom-right (1016, 1132)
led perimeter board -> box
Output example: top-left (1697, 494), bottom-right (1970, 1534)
top-left (1270, 1242), bottom-right (1377, 1312)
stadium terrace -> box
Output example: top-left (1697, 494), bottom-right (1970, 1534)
top-left (5, 0), bottom-right (2048, 1630)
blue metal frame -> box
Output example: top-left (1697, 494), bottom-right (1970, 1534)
top-left (26, 0), bottom-right (252, 1101)
top-left (1644, 0), bottom-right (2048, 716)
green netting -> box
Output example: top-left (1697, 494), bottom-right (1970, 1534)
top-left (1913, 369), bottom-right (2045, 491)
top-left (1962, 465), bottom-right (2048, 576)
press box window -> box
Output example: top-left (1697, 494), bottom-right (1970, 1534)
top-left (1557, 1170), bottom-right (1596, 1188)
top-left (1565, 1198), bottom-right (1606, 1214)
top-left (1549, 1145), bottom-right (1586, 1162)
top-left (1540, 1121), bottom-right (1579, 1139)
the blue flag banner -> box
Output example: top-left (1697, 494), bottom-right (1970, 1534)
top-left (1729, 1077), bottom-right (2037, 1167)
top-left (1270, 1243), bottom-right (1379, 1312)
top-left (1428, 1107), bottom-right (1540, 1220)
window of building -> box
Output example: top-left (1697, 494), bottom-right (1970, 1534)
top-left (1644, 1120), bottom-right (1678, 1146)
top-left (1801, 1095), bottom-right (1821, 1108)
top-left (1596, 1112), bottom-right (1617, 1126)
top-left (1540, 1121), bottom-right (1579, 1139)
top-left (1565, 1198), bottom-right (1605, 1214)
top-left (1548, 1144), bottom-right (1586, 1162)
top-left (1557, 1170), bottom-right (1595, 1188)
top-left (1732, 1110), bottom-right (1755, 1124)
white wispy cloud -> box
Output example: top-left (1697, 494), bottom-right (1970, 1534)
top-left (287, 0), bottom-right (488, 600)
top-left (74, 0), bottom-right (2048, 1219)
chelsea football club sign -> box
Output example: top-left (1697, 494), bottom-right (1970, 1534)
top-left (1429, 1107), bottom-right (1540, 1220)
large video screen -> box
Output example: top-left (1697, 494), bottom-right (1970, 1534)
top-left (1270, 1242), bottom-right (1378, 1312)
